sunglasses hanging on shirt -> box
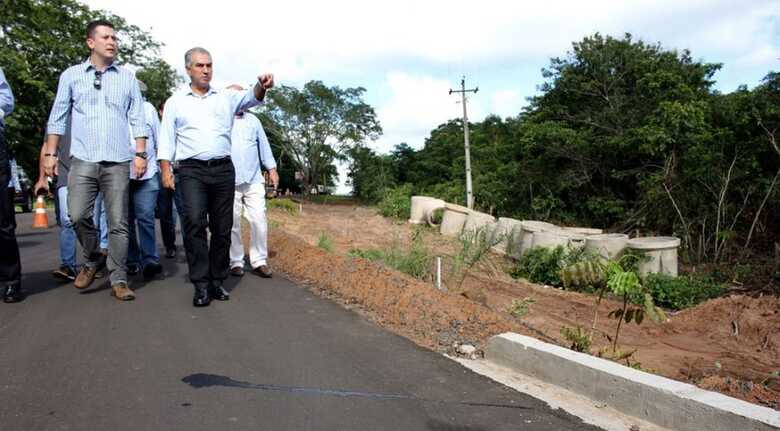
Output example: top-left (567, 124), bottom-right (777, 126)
top-left (93, 70), bottom-right (103, 90)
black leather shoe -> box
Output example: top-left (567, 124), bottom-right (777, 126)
top-left (230, 266), bottom-right (244, 277)
top-left (142, 262), bottom-right (163, 280)
top-left (209, 283), bottom-right (230, 301)
top-left (3, 283), bottom-right (24, 303)
top-left (165, 247), bottom-right (176, 259)
top-left (127, 264), bottom-right (140, 276)
top-left (193, 285), bottom-right (211, 307)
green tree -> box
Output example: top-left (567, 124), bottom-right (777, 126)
top-left (261, 80), bottom-right (382, 194)
top-left (136, 59), bottom-right (182, 109)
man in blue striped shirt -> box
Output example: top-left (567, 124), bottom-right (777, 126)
top-left (0, 66), bottom-right (22, 303)
top-left (158, 47), bottom-right (273, 307)
top-left (228, 109), bottom-right (278, 278)
top-left (44, 20), bottom-right (147, 301)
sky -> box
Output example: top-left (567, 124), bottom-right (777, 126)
top-left (84, 0), bottom-right (780, 193)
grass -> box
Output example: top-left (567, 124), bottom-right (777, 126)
top-left (348, 231), bottom-right (432, 280)
top-left (508, 297), bottom-right (536, 318)
top-left (317, 231), bottom-right (334, 252)
top-left (267, 198), bottom-right (299, 215)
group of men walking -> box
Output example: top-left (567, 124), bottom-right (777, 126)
top-left (0, 19), bottom-right (278, 307)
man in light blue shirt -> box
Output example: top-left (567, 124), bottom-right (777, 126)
top-left (228, 110), bottom-right (278, 278)
top-left (158, 46), bottom-right (274, 307)
top-left (127, 81), bottom-right (163, 280)
top-left (0, 66), bottom-right (22, 303)
top-left (44, 20), bottom-right (147, 301)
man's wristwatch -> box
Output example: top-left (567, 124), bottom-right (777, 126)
top-left (135, 151), bottom-right (148, 160)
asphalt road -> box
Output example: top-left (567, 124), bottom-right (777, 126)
top-left (0, 211), bottom-right (603, 431)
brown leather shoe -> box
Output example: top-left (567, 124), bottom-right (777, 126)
top-left (251, 265), bottom-right (272, 278)
top-left (74, 266), bottom-right (98, 289)
top-left (110, 282), bottom-right (135, 301)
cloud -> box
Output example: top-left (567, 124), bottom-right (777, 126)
top-left (491, 89), bottom-right (524, 119)
top-left (372, 72), bottom-right (485, 153)
top-left (89, 0), bottom-right (778, 86)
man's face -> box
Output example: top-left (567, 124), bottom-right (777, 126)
top-left (87, 25), bottom-right (118, 60)
top-left (186, 52), bottom-right (213, 88)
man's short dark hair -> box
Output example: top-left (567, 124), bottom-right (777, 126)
top-left (87, 20), bottom-right (114, 39)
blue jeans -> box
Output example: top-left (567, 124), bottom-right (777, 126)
top-left (68, 158), bottom-right (130, 285)
top-left (94, 192), bottom-right (109, 250)
top-left (128, 174), bottom-right (160, 268)
top-left (56, 186), bottom-right (78, 269)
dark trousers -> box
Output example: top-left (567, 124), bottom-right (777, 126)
top-left (177, 159), bottom-right (235, 288)
top-left (157, 174), bottom-right (177, 251)
top-left (0, 129), bottom-right (21, 286)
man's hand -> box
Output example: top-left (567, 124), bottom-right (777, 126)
top-left (134, 156), bottom-right (148, 179)
top-left (33, 178), bottom-right (49, 197)
top-left (160, 161), bottom-right (175, 190)
top-left (258, 74), bottom-right (274, 90)
top-left (43, 154), bottom-right (57, 177)
top-left (268, 168), bottom-right (279, 188)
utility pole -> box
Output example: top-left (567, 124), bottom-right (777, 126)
top-left (449, 76), bottom-right (478, 209)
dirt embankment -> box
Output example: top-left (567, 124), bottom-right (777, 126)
top-left (264, 202), bottom-right (780, 410)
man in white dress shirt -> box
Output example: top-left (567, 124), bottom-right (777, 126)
top-left (228, 109), bottom-right (278, 278)
top-left (157, 47), bottom-right (274, 307)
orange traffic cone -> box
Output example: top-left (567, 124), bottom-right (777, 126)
top-left (32, 195), bottom-right (49, 228)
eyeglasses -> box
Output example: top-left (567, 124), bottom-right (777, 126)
top-left (93, 70), bottom-right (103, 90)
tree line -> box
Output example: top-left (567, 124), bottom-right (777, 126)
top-left (347, 34), bottom-right (780, 266)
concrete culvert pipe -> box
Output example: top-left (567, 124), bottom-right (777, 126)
top-left (409, 196), bottom-right (445, 225)
top-left (463, 210), bottom-right (496, 234)
top-left (530, 229), bottom-right (568, 249)
top-left (517, 221), bottom-right (558, 256)
top-left (493, 217), bottom-right (524, 255)
top-left (440, 203), bottom-right (470, 237)
top-left (585, 233), bottom-right (629, 260)
top-left (427, 207), bottom-right (446, 227)
top-left (626, 236), bottom-right (681, 276)
top-left (562, 227), bottom-right (604, 236)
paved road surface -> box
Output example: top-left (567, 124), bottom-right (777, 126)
top-left (0, 211), bottom-right (603, 430)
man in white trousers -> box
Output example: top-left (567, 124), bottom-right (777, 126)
top-left (229, 108), bottom-right (278, 278)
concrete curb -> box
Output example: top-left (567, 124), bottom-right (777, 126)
top-left (485, 332), bottom-right (780, 431)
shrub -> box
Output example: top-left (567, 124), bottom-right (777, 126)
top-left (317, 232), bottom-right (334, 252)
top-left (634, 273), bottom-right (726, 310)
top-left (509, 297), bottom-right (536, 318)
top-left (511, 246), bottom-right (567, 286)
top-left (378, 184), bottom-right (413, 220)
top-left (430, 207), bottom-right (444, 225)
top-left (267, 198), bottom-right (298, 215)
top-left (561, 326), bottom-right (591, 353)
top-left (451, 226), bottom-right (504, 288)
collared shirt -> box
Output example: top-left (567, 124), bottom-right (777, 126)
top-left (157, 85), bottom-right (262, 162)
top-left (129, 101), bottom-right (159, 180)
top-left (46, 59), bottom-right (146, 163)
top-left (230, 113), bottom-right (277, 185)
top-left (0, 67), bottom-right (14, 125)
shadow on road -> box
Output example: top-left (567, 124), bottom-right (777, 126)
top-left (426, 419), bottom-right (489, 431)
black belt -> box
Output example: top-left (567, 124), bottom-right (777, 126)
top-left (178, 157), bottom-right (232, 168)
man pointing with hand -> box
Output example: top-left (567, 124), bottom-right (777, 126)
top-left (157, 47), bottom-right (273, 307)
